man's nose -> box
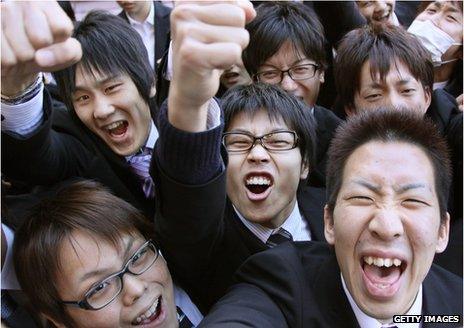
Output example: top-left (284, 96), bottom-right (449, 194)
top-left (279, 72), bottom-right (298, 93)
top-left (93, 96), bottom-right (115, 120)
top-left (368, 207), bottom-right (404, 241)
top-left (121, 274), bottom-right (146, 306)
top-left (246, 141), bottom-right (271, 164)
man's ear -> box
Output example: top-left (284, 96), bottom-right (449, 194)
top-left (435, 212), bottom-right (450, 254)
top-left (44, 315), bottom-right (65, 328)
top-left (324, 205), bottom-right (335, 245)
top-left (300, 161), bottom-right (310, 180)
top-left (345, 105), bottom-right (356, 117)
top-left (318, 70), bottom-right (325, 84)
top-left (423, 86), bottom-right (432, 114)
top-left (149, 83), bottom-right (157, 98)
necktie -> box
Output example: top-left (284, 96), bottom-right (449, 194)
top-left (128, 147), bottom-right (155, 199)
top-left (177, 306), bottom-right (194, 328)
top-left (266, 228), bottom-right (293, 248)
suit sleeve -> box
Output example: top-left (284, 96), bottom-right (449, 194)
top-left (2, 90), bottom-right (100, 185)
top-left (198, 283), bottom-right (287, 328)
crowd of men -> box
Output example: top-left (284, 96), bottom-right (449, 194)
top-left (1, 1), bottom-right (462, 327)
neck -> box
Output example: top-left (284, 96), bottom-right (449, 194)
top-left (129, 2), bottom-right (151, 23)
top-left (434, 60), bottom-right (457, 83)
top-left (262, 198), bottom-right (297, 229)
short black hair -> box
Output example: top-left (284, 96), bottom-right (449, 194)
top-left (53, 11), bottom-right (154, 113)
top-left (334, 24), bottom-right (433, 111)
top-left (243, 1), bottom-right (327, 78)
top-left (222, 83), bottom-right (316, 170)
top-left (326, 108), bottom-right (451, 221)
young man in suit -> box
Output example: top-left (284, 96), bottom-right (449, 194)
top-left (334, 23), bottom-right (462, 275)
top-left (1, 3), bottom-right (159, 217)
top-left (117, 1), bottom-right (171, 70)
top-left (200, 109), bottom-right (462, 328)
top-left (151, 1), bottom-right (326, 313)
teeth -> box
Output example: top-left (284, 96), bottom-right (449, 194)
top-left (363, 256), bottom-right (402, 267)
top-left (105, 121), bottom-right (124, 131)
top-left (383, 258), bottom-right (392, 267)
top-left (134, 296), bottom-right (160, 324)
top-left (246, 176), bottom-right (271, 186)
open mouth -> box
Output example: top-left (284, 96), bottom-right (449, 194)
top-left (104, 120), bottom-right (128, 138)
top-left (244, 173), bottom-right (274, 201)
top-left (361, 255), bottom-right (406, 298)
top-left (132, 295), bottom-right (163, 326)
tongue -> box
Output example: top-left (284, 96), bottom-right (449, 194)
top-left (247, 185), bottom-right (269, 194)
top-left (364, 264), bottom-right (401, 285)
top-left (109, 122), bottom-right (128, 136)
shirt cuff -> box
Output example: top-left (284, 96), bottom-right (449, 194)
top-left (1, 224), bottom-right (20, 290)
top-left (1, 83), bottom-right (45, 136)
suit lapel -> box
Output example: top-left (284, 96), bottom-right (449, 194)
top-left (314, 255), bottom-right (360, 327)
top-left (297, 185), bottom-right (326, 241)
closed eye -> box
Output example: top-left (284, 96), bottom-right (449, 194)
top-left (403, 199), bottom-right (430, 206)
top-left (348, 196), bottom-right (374, 205)
top-left (105, 84), bottom-right (122, 93)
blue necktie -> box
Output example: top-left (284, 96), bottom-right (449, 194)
top-left (266, 228), bottom-right (293, 248)
top-left (177, 306), bottom-right (194, 328)
top-left (128, 147), bottom-right (155, 199)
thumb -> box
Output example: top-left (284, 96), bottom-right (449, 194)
top-left (34, 37), bottom-right (82, 72)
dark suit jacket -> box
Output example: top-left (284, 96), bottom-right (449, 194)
top-left (200, 242), bottom-right (463, 327)
top-left (2, 90), bottom-right (157, 218)
top-left (152, 157), bottom-right (327, 313)
top-left (118, 1), bottom-right (171, 68)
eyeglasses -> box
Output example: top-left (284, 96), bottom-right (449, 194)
top-left (222, 130), bottom-right (298, 153)
top-left (254, 63), bottom-right (319, 85)
top-left (62, 240), bottom-right (159, 310)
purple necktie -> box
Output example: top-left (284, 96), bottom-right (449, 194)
top-left (128, 147), bottom-right (155, 199)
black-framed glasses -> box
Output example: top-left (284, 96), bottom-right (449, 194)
top-left (254, 63), bottom-right (319, 84)
top-left (62, 240), bottom-right (159, 310)
top-left (222, 130), bottom-right (299, 153)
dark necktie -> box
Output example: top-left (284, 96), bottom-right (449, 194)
top-left (177, 306), bottom-right (194, 328)
top-left (266, 228), bottom-right (293, 248)
top-left (127, 147), bottom-right (155, 199)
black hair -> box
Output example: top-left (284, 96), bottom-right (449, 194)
top-left (243, 1), bottom-right (327, 77)
top-left (222, 83), bottom-right (316, 169)
top-left (53, 11), bottom-right (154, 113)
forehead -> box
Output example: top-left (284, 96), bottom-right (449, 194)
top-left (426, 1), bottom-right (462, 13)
top-left (342, 141), bottom-right (436, 191)
top-left (359, 59), bottom-right (420, 87)
top-left (262, 42), bottom-right (310, 67)
top-left (226, 108), bottom-right (289, 132)
top-left (74, 64), bottom-right (127, 88)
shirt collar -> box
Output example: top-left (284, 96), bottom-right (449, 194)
top-left (126, 2), bottom-right (154, 26)
top-left (234, 200), bottom-right (302, 243)
top-left (341, 274), bottom-right (422, 328)
top-left (125, 121), bottom-right (159, 161)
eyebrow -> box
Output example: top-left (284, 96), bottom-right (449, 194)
top-left (74, 75), bottom-right (121, 92)
top-left (79, 236), bottom-right (135, 283)
top-left (365, 78), bottom-right (414, 90)
top-left (262, 58), bottom-right (313, 69)
top-left (227, 128), bottom-right (290, 135)
top-left (394, 183), bottom-right (428, 193)
top-left (352, 179), bottom-right (382, 193)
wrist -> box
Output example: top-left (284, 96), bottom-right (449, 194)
top-left (1, 73), bottom-right (43, 105)
top-left (1, 74), bottom-right (39, 97)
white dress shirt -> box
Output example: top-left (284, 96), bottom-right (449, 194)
top-left (126, 2), bottom-right (155, 70)
top-left (234, 200), bottom-right (312, 243)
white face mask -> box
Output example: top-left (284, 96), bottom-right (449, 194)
top-left (408, 19), bottom-right (462, 67)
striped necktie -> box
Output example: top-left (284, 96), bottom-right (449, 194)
top-left (177, 306), bottom-right (194, 328)
top-left (127, 147), bottom-right (155, 199)
top-left (266, 228), bottom-right (293, 248)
